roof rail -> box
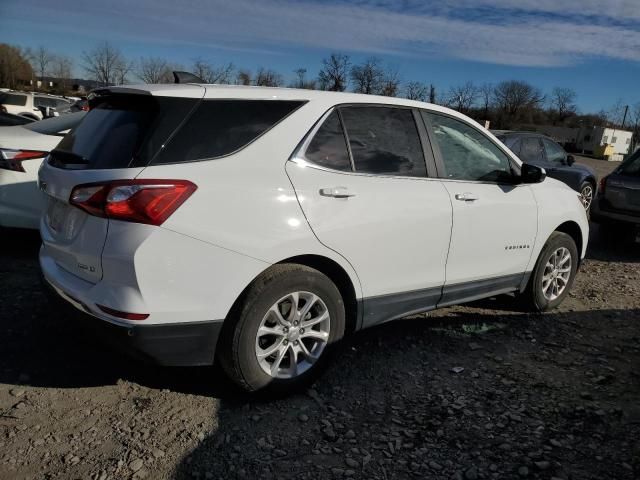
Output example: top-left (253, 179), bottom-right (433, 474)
top-left (173, 71), bottom-right (206, 84)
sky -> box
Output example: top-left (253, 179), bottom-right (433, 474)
top-left (2, 0), bottom-right (639, 113)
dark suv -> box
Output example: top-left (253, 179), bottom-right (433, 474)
top-left (495, 132), bottom-right (597, 211)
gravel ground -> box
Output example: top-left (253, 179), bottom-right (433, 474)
top-left (1, 157), bottom-right (639, 480)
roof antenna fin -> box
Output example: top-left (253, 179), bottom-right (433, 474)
top-left (173, 71), bottom-right (206, 84)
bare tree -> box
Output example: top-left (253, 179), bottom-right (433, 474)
top-left (137, 57), bottom-right (172, 83)
top-left (446, 81), bottom-right (478, 113)
top-left (606, 100), bottom-right (628, 128)
top-left (290, 68), bottom-right (316, 89)
top-left (478, 83), bottom-right (493, 119)
top-left (493, 80), bottom-right (545, 118)
top-left (318, 53), bottom-right (350, 92)
top-left (405, 81), bottom-right (429, 101)
top-left (82, 42), bottom-right (128, 86)
top-left (191, 58), bottom-right (234, 84)
top-left (34, 46), bottom-right (52, 82)
top-left (550, 87), bottom-right (577, 123)
top-left (50, 55), bottom-right (73, 92)
top-left (236, 69), bottom-right (252, 86)
top-left (379, 68), bottom-right (401, 97)
top-left (350, 57), bottom-right (384, 95)
top-left (114, 58), bottom-right (134, 85)
top-left (254, 67), bottom-right (282, 87)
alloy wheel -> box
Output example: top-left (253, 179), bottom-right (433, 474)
top-left (580, 184), bottom-right (593, 210)
top-left (255, 291), bottom-right (331, 379)
top-left (541, 247), bottom-right (572, 301)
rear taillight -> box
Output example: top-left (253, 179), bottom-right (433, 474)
top-left (599, 176), bottom-right (608, 195)
top-left (0, 149), bottom-right (48, 172)
top-left (70, 179), bottom-right (197, 226)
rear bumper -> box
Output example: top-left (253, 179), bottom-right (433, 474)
top-left (592, 199), bottom-right (640, 225)
top-left (41, 274), bottom-right (223, 367)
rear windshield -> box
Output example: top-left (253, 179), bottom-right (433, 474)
top-left (0, 93), bottom-right (27, 106)
top-left (619, 151), bottom-right (640, 175)
top-left (51, 95), bottom-right (304, 169)
top-left (52, 95), bottom-right (198, 169)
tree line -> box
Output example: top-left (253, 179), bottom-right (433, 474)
top-left (1, 41), bottom-right (639, 133)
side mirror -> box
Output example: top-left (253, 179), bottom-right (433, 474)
top-left (566, 154), bottom-right (575, 166)
top-left (520, 163), bottom-right (546, 184)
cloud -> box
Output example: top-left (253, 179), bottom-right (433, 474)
top-left (9, 0), bottom-right (640, 67)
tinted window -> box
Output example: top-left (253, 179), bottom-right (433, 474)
top-left (0, 93), bottom-right (27, 106)
top-left (339, 106), bottom-right (426, 177)
top-left (425, 112), bottom-right (513, 182)
top-left (542, 138), bottom-right (566, 164)
top-left (304, 111), bottom-right (352, 171)
top-left (154, 100), bottom-right (304, 164)
top-left (620, 151), bottom-right (640, 175)
top-left (520, 137), bottom-right (544, 163)
top-left (35, 97), bottom-right (55, 108)
top-left (52, 95), bottom-right (197, 169)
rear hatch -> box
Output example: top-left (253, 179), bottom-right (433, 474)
top-left (603, 153), bottom-right (640, 215)
top-left (39, 88), bottom-right (203, 283)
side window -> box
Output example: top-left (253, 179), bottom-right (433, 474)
top-left (520, 137), bottom-right (545, 163)
top-left (303, 111), bottom-right (352, 171)
top-left (424, 112), bottom-right (513, 182)
top-left (340, 106), bottom-right (427, 177)
top-left (153, 100), bottom-right (304, 164)
top-left (542, 138), bottom-right (566, 165)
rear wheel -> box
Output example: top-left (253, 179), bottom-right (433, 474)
top-left (524, 232), bottom-right (578, 312)
top-left (217, 264), bottom-right (345, 392)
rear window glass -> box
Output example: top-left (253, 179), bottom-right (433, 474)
top-left (620, 151), bottom-right (640, 175)
top-left (52, 95), bottom-right (198, 169)
top-left (152, 100), bottom-right (304, 164)
top-left (304, 111), bottom-right (352, 172)
top-left (0, 93), bottom-right (27, 106)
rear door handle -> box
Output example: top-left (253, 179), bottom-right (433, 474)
top-left (455, 192), bottom-right (478, 202)
top-left (319, 187), bottom-right (355, 199)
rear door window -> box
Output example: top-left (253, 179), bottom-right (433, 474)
top-left (303, 111), bottom-right (352, 172)
top-left (0, 93), bottom-right (27, 106)
top-left (339, 106), bottom-right (426, 177)
top-left (153, 100), bottom-right (304, 164)
top-left (541, 138), bottom-right (566, 165)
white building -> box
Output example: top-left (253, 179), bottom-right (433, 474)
top-left (576, 126), bottom-right (632, 157)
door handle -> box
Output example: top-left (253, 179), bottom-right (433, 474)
top-left (455, 192), bottom-right (478, 202)
top-left (319, 187), bottom-right (355, 199)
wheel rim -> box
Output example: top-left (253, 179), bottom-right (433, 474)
top-left (255, 291), bottom-right (331, 379)
top-left (541, 247), bottom-right (572, 301)
top-left (580, 185), bottom-right (593, 210)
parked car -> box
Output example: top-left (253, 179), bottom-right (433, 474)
top-left (39, 85), bottom-right (588, 392)
top-left (495, 132), bottom-right (597, 211)
top-left (0, 91), bottom-right (72, 121)
top-left (69, 98), bottom-right (89, 112)
top-left (0, 111), bottom-right (36, 127)
top-left (0, 112), bottom-right (85, 229)
top-left (591, 149), bottom-right (640, 235)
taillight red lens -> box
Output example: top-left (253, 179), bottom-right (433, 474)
top-left (599, 176), bottom-right (607, 194)
top-left (70, 180), bottom-right (197, 226)
top-left (0, 149), bottom-right (48, 172)
top-left (97, 304), bottom-right (149, 320)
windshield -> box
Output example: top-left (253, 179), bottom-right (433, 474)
top-left (22, 111), bottom-right (86, 135)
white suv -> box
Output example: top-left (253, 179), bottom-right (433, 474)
top-left (0, 91), bottom-right (71, 120)
top-left (39, 85), bottom-right (588, 392)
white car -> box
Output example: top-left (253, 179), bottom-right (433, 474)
top-left (39, 85), bottom-right (588, 392)
top-left (0, 112), bottom-right (85, 229)
top-left (0, 91), bottom-right (72, 121)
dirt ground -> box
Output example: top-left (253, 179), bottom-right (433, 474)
top-left (1, 157), bottom-right (638, 480)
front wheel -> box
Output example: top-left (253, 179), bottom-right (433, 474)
top-left (579, 181), bottom-right (595, 213)
top-left (524, 232), bottom-right (578, 312)
top-left (217, 264), bottom-right (345, 393)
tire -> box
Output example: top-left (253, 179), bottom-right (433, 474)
top-left (524, 231), bottom-right (578, 312)
top-left (579, 181), bottom-right (595, 214)
top-left (217, 264), bottom-right (345, 393)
